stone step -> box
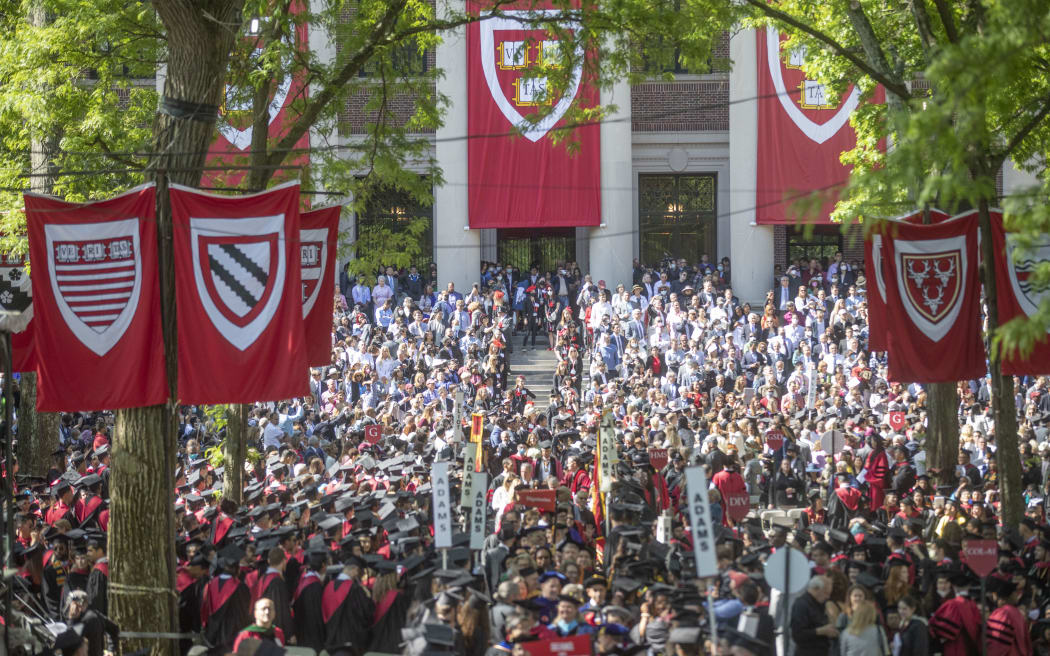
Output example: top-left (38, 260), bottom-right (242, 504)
top-left (507, 340), bottom-right (559, 412)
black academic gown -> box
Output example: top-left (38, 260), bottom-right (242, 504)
top-left (61, 567), bottom-right (90, 610)
top-left (368, 589), bottom-right (412, 654)
top-left (255, 571), bottom-right (295, 640)
top-left (177, 569), bottom-right (204, 655)
top-left (86, 560), bottom-right (108, 615)
top-left (323, 577), bottom-right (375, 654)
top-left (71, 609), bottom-right (120, 656)
top-left (41, 558), bottom-right (68, 619)
top-left (292, 572), bottom-right (325, 651)
top-left (201, 576), bottom-right (251, 653)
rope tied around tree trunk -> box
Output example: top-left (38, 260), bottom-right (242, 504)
top-left (158, 96), bottom-right (220, 123)
top-left (110, 581), bottom-right (178, 598)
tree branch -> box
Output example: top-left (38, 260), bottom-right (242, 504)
top-left (995, 95), bottom-right (1050, 168)
top-left (932, 0), bottom-right (959, 43)
top-left (844, 0), bottom-right (906, 106)
top-left (907, 0), bottom-right (937, 60)
top-left (745, 0), bottom-right (911, 100)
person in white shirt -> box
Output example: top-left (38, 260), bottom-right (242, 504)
top-left (351, 280), bottom-right (371, 307)
top-left (372, 276), bottom-right (393, 308)
top-left (261, 415), bottom-right (284, 451)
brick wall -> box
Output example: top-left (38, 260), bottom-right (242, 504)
top-left (631, 31), bottom-right (730, 132)
top-left (773, 226), bottom-right (787, 272)
top-left (336, 7), bottom-right (437, 136)
top-left (842, 223), bottom-right (865, 267)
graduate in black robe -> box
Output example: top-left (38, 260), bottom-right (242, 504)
top-left (176, 556), bottom-right (208, 655)
top-left (201, 549), bottom-right (251, 654)
top-left (61, 547), bottom-right (91, 614)
top-left (292, 552), bottom-right (327, 651)
top-left (323, 559), bottom-right (375, 655)
top-left (252, 547), bottom-right (295, 641)
top-left (85, 535), bottom-right (109, 616)
top-left (41, 537), bottom-right (71, 620)
top-left (368, 578), bottom-right (413, 654)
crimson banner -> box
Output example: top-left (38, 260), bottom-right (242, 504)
top-left (756, 27), bottom-right (881, 224)
top-left (882, 213), bottom-right (984, 383)
top-left (466, 2), bottom-right (600, 228)
top-left (300, 205), bottom-right (340, 367)
top-left (171, 182), bottom-right (308, 403)
top-left (24, 185), bottom-right (168, 411)
top-left (987, 209), bottom-right (1050, 375)
top-left (865, 209), bottom-right (949, 351)
top-left (515, 489), bottom-right (556, 512)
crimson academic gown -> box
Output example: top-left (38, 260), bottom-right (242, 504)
top-left (368, 589), bottom-right (411, 654)
top-left (986, 603), bottom-right (1031, 656)
top-left (292, 571), bottom-right (325, 651)
top-left (201, 575), bottom-right (251, 653)
top-left (323, 576), bottom-right (375, 654)
top-left (252, 570), bottom-right (295, 640)
top-left (929, 595), bottom-right (982, 656)
top-left (176, 568), bottom-right (203, 654)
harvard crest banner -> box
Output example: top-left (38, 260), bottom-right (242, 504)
top-left (466, 2), bottom-right (600, 228)
top-left (756, 28), bottom-right (881, 224)
top-left (864, 209), bottom-right (949, 352)
top-left (300, 205), bottom-right (340, 367)
top-left (171, 182), bottom-right (308, 403)
top-left (24, 184), bottom-right (168, 411)
top-left (882, 213), bottom-right (984, 383)
top-left (987, 209), bottom-right (1050, 375)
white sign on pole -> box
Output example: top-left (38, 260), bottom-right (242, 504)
top-left (656, 513), bottom-right (672, 544)
top-left (469, 472), bottom-right (488, 551)
top-left (432, 461), bottom-right (452, 548)
top-left (454, 387), bottom-right (464, 439)
top-left (806, 365), bottom-right (817, 409)
top-left (460, 448), bottom-right (477, 508)
top-left (599, 412), bottom-right (619, 493)
top-left (684, 466), bottom-right (718, 578)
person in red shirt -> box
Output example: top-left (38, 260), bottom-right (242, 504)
top-left (45, 481), bottom-right (76, 527)
top-left (233, 598), bottom-right (285, 651)
top-left (711, 456), bottom-right (748, 526)
top-left (91, 420), bottom-right (110, 454)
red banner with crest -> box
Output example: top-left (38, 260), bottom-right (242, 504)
top-left (756, 27), bottom-right (882, 224)
top-left (865, 209), bottom-right (949, 351)
top-left (0, 250), bottom-right (36, 373)
top-left (171, 182), bottom-right (308, 403)
top-left (987, 209), bottom-right (1050, 375)
top-left (24, 185), bottom-right (168, 411)
top-left (881, 213), bottom-right (984, 382)
top-left (300, 205), bottom-right (340, 367)
top-left (466, 1), bottom-right (600, 228)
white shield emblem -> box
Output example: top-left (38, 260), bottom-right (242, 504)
top-left (1005, 234), bottom-right (1050, 331)
top-left (190, 215), bottom-right (287, 351)
top-left (45, 218), bottom-right (142, 356)
top-left (480, 10), bottom-right (584, 142)
top-left (894, 236), bottom-right (967, 343)
top-left (765, 27), bottom-right (861, 144)
top-left (299, 228), bottom-right (328, 318)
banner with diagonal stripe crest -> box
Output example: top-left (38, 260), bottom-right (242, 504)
top-left (24, 184), bottom-right (167, 411)
top-left (299, 205), bottom-right (341, 367)
top-left (171, 182), bottom-right (308, 403)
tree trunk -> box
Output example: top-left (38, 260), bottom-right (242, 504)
top-left (977, 199), bottom-right (1022, 525)
top-left (15, 373), bottom-right (59, 478)
top-left (18, 0), bottom-right (63, 480)
top-left (925, 382), bottom-right (959, 487)
top-left (223, 404), bottom-right (249, 504)
top-left (110, 2), bottom-right (244, 652)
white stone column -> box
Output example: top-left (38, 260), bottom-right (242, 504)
top-left (588, 78), bottom-right (633, 286)
top-left (729, 28), bottom-right (775, 305)
top-left (434, 1), bottom-right (481, 290)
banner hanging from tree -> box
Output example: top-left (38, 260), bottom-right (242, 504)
top-left (299, 205), bottom-right (340, 367)
top-left (25, 184), bottom-right (168, 411)
top-left (0, 250), bottom-right (35, 373)
top-left (987, 209), bottom-right (1050, 375)
top-left (466, 2), bottom-right (600, 229)
top-left (865, 209), bottom-right (950, 351)
top-left (171, 182), bottom-right (308, 403)
top-left (756, 27), bottom-right (882, 225)
top-left (881, 212), bottom-right (984, 382)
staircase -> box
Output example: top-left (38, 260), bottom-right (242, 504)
top-left (508, 341), bottom-right (559, 412)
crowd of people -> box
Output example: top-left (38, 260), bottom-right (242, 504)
top-left (5, 250), bottom-right (1050, 656)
